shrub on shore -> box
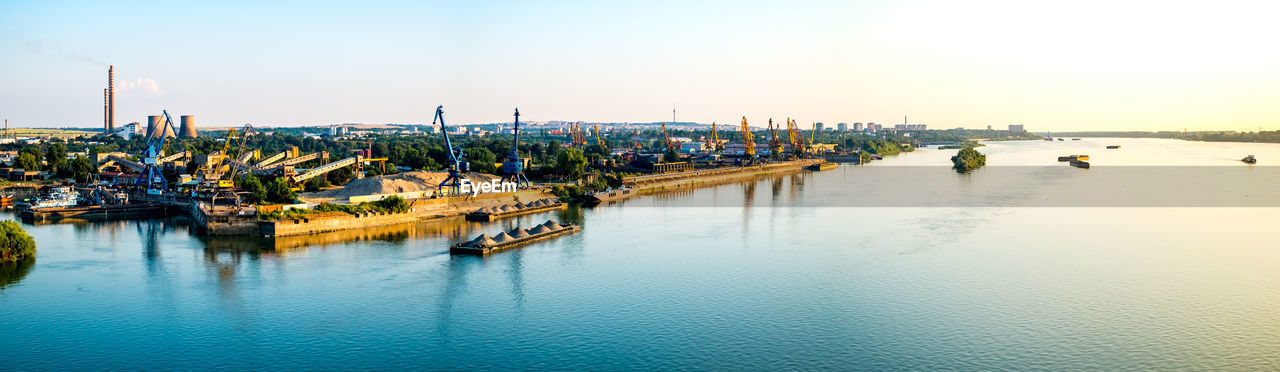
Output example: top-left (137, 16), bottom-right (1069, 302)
top-left (0, 221), bottom-right (36, 263)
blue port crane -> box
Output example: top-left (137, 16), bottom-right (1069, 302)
top-left (501, 108), bottom-right (531, 189)
top-left (138, 110), bottom-right (179, 195)
top-left (433, 105), bottom-right (469, 196)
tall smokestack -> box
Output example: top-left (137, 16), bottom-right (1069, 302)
top-left (108, 65), bottom-right (115, 132)
top-left (104, 88), bottom-right (109, 133)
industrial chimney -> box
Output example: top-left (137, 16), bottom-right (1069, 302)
top-left (108, 65), bottom-right (115, 132)
top-left (104, 89), bottom-right (109, 133)
top-left (179, 115), bottom-right (197, 138)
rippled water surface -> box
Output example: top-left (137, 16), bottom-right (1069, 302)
top-left (2, 138), bottom-right (1279, 369)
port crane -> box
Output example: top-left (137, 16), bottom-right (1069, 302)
top-left (767, 118), bottom-right (784, 157)
top-left (138, 111), bottom-right (179, 195)
top-left (593, 123), bottom-right (607, 149)
top-left (501, 108), bottom-right (531, 189)
top-left (706, 122), bottom-right (722, 154)
top-left (787, 118), bottom-right (805, 157)
top-left (661, 122), bottom-right (675, 152)
top-left (739, 117), bottom-right (757, 165)
top-left (568, 122), bottom-right (587, 147)
top-left (434, 105), bottom-right (469, 196)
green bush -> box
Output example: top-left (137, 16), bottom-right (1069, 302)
top-left (0, 221), bottom-right (37, 263)
top-left (951, 146), bottom-right (987, 173)
top-left (370, 195), bottom-right (410, 213)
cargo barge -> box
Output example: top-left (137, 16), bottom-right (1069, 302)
top-left (580, 187), bottom-right (637, 205)
top-left (450, 220), bottom-right (581, 255)
top-left (21, 203), bottom-right (169, 222)
top-left (465, 198), bottom-right (564, 221)
top-left (1107, 145), bottom-right (1121, 149)
top-left (807, 162), bottom-right (838, 171)
top-left (1069, 160), bottom-right (1091, 169)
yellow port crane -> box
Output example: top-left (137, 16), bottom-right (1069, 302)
top-left (767, 118), bottom-right (784, 156)
top-left (706, 122), bottom-right (722, 153)
top-left (593, 123), bottom-right (606, 149)
top-left (740, 117), bottom-right (755, 157)
top-left (787, 118), bottom-right (805, 156)
top-left (661, 122), bottom-right (674, 152)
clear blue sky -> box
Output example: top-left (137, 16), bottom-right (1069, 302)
top-left (2, 0), bottom-right (1278, 130)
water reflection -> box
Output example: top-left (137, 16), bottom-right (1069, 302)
top-left (0, 257), bottom-right (35, 290)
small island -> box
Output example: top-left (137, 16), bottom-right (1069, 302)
top-left (0, 221), bottom-right (36, 263)
top-left (951, 146), bottom-right (987, 173)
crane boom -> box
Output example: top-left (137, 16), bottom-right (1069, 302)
top-left (434, 105), bottom-right (469, 196)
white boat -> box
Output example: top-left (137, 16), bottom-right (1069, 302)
top-left (28, 187), bottom-right (80, 209)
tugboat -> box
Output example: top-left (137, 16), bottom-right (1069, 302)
top-left (1242, 155), bottom-right (1257, 164)
top-left (26, 187), bottom-right (80, 209)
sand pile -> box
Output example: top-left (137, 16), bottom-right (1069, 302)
top-left (309, 171), bottom-right (499, 199)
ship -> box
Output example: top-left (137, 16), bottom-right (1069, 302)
top-left (1242, 155), bottom-right (1257, 164)
top-left (1057, 138), bottom-right (1064, 141)
top-left (451, 220), bottom-right (581, 255)
top-left (26, 187), bottom-right (80, 209)
top-left (1069, 160), bottom-right (1090, 169)
top-left (1057, 155), bottom-right (1089, 162)
top-left (1106, 145), bottom-right (1121, 149)
top-left (807, 162), bottom-right (837, 171)
top-left (1072, 138), bottom-right (1081, 141)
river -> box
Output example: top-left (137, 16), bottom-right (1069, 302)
top-left (3, 138), bottom-right (1279, 369)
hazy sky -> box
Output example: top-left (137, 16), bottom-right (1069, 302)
top-left (1, 0), bottom-right (1277, 131)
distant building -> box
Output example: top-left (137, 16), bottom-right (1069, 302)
top-left (987, 125), bottom-right (993, 130)
top-left (894, 124), bottom-right (927, 131)
top-left (1008, 124), bottom-right (1025, 132)
top-left (853, 123), bottom-right (863, 131)
top-left (837, 123), bottom-right (847, 131)
top-left (815, 122), bottom-right (824, 132)
top-left (112, 122), bottom-right (141, 140)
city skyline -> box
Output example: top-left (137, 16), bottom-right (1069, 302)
top-left (2, 0), bottom-right (1278, 131)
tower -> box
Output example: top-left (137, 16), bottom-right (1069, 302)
top-left (108, 65), bottom-right (115, 132)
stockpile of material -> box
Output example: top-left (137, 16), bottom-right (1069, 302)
top-left (310, 171), bottom-right (497, 199)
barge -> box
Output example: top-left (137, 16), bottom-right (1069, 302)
top-left (450, 220), bottom-right (581, 255)
top-left (465, 198), bottom-right (565, 221)
top-left (1106, 145), bottom-right (1121, 149)
top-left (807, 162), bottom-right (838, 171)
top-left (1069, 160), bottom-right (1091, 169)
top-left (21, 202), bottom-right (169, 222)
top-left (581, 187), bottom-right (638, 205)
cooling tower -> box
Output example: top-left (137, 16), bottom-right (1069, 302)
top-left (146, 116), bottom-right (159, 138)
top-left (179, 115), bottom-right (197, 138)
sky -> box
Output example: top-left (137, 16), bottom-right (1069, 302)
top-left (1, 0), bottom-right (1278, 131)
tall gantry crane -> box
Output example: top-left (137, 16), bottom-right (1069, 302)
top-left (434, 105), bottom-right (469, 196)
top-left (787, 118), bottom-right (805, 157)
top-left (661, 122), bottom-right (674, 152)
top-left (706, 122), bottom-right (722, 153)
top-left (593, 123), bottom-right (606, 149)
top-left (138, 110), bottom-right (179, 195)
top-left (740, 117), bottom-right (756, 163)
top-left (767, 118), bottom-right (784, 156)
top-left (501, 108), bottom-right (530, 189)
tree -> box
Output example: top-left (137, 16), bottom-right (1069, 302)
top-left (0, 221), bottom-right (36, 263)
top-left (303, 176), bottom-right (329, 192)
top-left (44, 144), bottom-right (66, 171)
top-left (951, 146), bottom-right (987, 173)
top-left (17, 153), bottom-right (39, 171)
top-left (555, 148), bottom-right (587, 180)
top-left (465, 147), bottom-right (497, 174)
top-left (67, 156), bottom-right (95, 183)
top-left (327, 167), bottom-right (352, 186)
top-left (663, 147), bottom-right (680, 163)
top-left (265, 177), bottom-right (297, 204)
top-left (238, 174), bottom-right (266, 204)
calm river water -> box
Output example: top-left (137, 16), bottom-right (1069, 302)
top-left (3, 138), bottom-right (1279, 370)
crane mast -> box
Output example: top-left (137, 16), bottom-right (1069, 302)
top-left (740, 117), bottom-right (755, 157)
top-left (138, 110), bottom-right (178, 195)
top-left (500, 108), bottom-right (530, 189)
top-left (434, 105), bottom-right (469, 196)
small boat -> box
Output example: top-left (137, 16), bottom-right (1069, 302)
top-left (1242, 155), bottom-right (1257, 164)
top-left (1057, 138), bottom-right (1064, 141)
top-left (1072, 138), bottom-right (1081, 141)
top-left (1057, 155), bottom-right (1089, 162)
top-left (1069, 160), bottom-right (1090, 169)
top-left (1044, 137), bottom-right (1054, 141)
top-left (807, 162), bottom-right (837, 171)
top-left (1106, 145), bottom-right (1121, 149)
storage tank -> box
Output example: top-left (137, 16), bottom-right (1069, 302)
top-left (179, 115), bottom-right (197, 138)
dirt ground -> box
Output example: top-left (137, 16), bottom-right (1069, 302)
top-left (299, 171), bottom-right (498, 203)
